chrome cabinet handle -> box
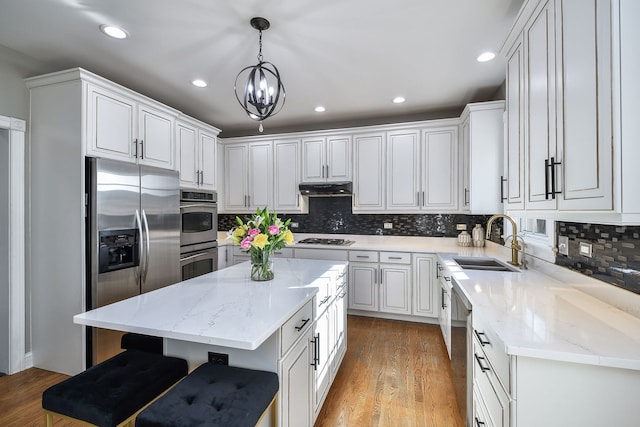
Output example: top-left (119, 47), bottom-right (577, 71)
top-left (464, 188), bottom-right (469, 206)
top-left (474, 330), bottom-right (491, 346)
top-left (422, 191), bottom-right (425, 206)
top-left (356, 255), bottom-right (370, 259)
top-left (388, 256), bottom-right (403, 260)
top-left (310, 333), bottom-right (320, 370)
top-left (500, 175), bottom-right (507, 203)
top-left (140, 139), bottom-right (144, 159)
top-left (294, 318), bottom-right (310, 331)
top-left (319, 295), bottom-right (331, 306)
top-left (133, 139), bottom-right (138, 158)
top-left (474, 353), bottom-right (491, 372)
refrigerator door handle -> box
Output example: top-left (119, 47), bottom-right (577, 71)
top-left (141, 209), bottom-right (151, 282)
top-left (135, 209), bottom-right (144, 284)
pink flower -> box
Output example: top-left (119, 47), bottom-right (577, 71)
top-left (268, 225), bottom-right (280, 235)
top-left (240, 237), bottom-right (252, 250)
top-left (248, 228), bottom-right (260, 237)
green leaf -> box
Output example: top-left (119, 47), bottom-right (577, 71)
top-left (235, 216), bottom-right (243, 226)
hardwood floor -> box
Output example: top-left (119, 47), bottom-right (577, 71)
top-left (315, 316), bottom-right (463, 427)
top-left (0, 316), bottom-right (463, 427)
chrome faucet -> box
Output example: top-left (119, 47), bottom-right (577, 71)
top-left (485, 214), bottom-right (521, 267)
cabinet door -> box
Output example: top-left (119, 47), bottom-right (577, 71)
top-left (386, 130), bottom-right (420, 210)
top-left (137, 104), bottom-right (174, 168)
top-left (86, 84), bottom-right (135, 161)
top-left (332, 285), bottom-right (347, 376)
top-left (380, 264), bottom-right (411, 315)
top-left (326, 135), bottom-right (351, 182)
top-left (312, 308), bottom-right (332, 416)
top-left (280, 329), bottom-right (312, 427)
top-left (177, 123), bottom-right (198, 188)
top-left (413, 254), bottom-right (437, 317)
top-left (224, 144), bottom-right (248, 211)
top-left (348, 263), bottom-right (378, 311)
top-left (274, 139), bottom-right (302, 212)
top-left (505, 35), bottom-right (526, 209)
top-left (301, 137), bottom-right (325, 182)
top-left (556, 0), bottom-right (612, 210)
top-left (248, 142), bottom-right (273, 210)
top-left (199, 131), bottom-right (217, 191)
top-left (461, 118), bottom-right (471, 211)
top-left (524, 1), bottom-right (557, 209)
top-left (352, 133), bottom-right (385, 211)
top-left (421, 128), bottom-right (458, 211)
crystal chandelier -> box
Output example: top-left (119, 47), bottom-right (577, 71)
top-left (234, 17), bottom-right (286, 133)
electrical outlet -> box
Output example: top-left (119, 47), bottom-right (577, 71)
top-left (579, 242), bottom-right (593, 258)
top-left (456, 224), bottom-right (467, 231)
top-left (208, 352), bottom-right (229, 365)
top-left (290, 222), bottom-right (299, 228)
top-left (383, 222), bottom-right (393, 229)
top-left (558, 236), bottom-right (569, 256)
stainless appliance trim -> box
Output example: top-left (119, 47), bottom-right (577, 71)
top-left (180, 242), bottom-right (218, 281)
top-left (451, 278), bottom-right (472, 427)
top-left (180, 189), bottom-right (218, 248)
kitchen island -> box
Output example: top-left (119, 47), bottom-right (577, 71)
top-left (75, 258), bottom-right (349, 427)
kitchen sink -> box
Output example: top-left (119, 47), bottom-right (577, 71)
top-left (453, 257), bottom-right (519, 272)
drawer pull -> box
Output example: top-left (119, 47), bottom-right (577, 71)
top-left (356, 255), bottom-right (371, 259)
top-left (444, 276), bottom-right (451, 282)
top-left (338, 291), bottom-right (346, 298)
top-left (474, 330), bottom-right (491, 346)
top-left (475, 417), bottom-right (486, 427)
top-left (319, 295), bottom-right (331, 306)
top-left (294, 318), bottom-right (310, 331)
top-left (474, 353), bottom-right (491, 372)
top-left (388, 256), bottom-right (403, 260)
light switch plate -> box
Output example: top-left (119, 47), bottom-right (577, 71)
top-left (579, 242), bottom-right (593, 258)
top-left (558, 236), bottom-right (569, 256)
top-left (290, 222), bottom-right (299, 228)
top-left (456, 224), bottom-right (467, 231)
top-left (383, 222), bottom-right (393, 229)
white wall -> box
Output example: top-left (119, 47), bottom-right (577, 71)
top-left (0, 44), bottom-right (46, 358)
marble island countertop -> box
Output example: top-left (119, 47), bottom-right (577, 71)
top-left (218, 231), bottom-right (640, 371)
top-left (74, 258), bottom-right (348, 350)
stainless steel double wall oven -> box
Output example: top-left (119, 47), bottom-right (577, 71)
top-left (180, 189), bottom-right (218, 280)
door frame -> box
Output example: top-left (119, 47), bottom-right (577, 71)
top-left (1, 115), bottom-right (27, 374)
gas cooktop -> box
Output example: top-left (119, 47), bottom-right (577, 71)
top-left (297, 238), bottom-right (355, 246)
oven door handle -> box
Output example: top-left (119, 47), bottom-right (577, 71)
top-left (180, 203), bottom-right (217, 209)
top-left (180, 252), bottom-right (211, 262)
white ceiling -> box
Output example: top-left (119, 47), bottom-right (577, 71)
top-left (0, 0), bottom-right (523, 137)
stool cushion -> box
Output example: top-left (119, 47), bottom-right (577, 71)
top-left (121, 332), bottom-right (163, 354)
top-left (42, 350), bottom-right (188, 427)
top-left (136, 363), bottom-right (279, 427)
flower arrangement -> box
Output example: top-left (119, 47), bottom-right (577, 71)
top-left (227, 207), bottom-right (294, 280)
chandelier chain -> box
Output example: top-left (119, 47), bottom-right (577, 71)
top-left (257, 30), bottom-right (263, 62)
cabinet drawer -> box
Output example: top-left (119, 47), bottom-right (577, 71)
top-left (281, 300), bottom-right (313, 356)
top-left (379, 251), bottom-right (410, 264)
top-left (272, 248), bottom-right (294, 258)
top-left (295, 248), bottom-right (348, 261)
top-left (472, 317), bottom-right (510, 393)
top-left (348, 251), bottom-right (379, 262)
top-left (311, 276), bottom-right (331, 319)
top-left (473, 337), bottom-right (510, 427)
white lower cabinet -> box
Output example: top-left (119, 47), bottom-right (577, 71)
top-left (280, 327), bottom-right (312, 427)
top-left (347, 251), bottom-right (414, 316)
top-left (412, 254), bottom-right (438, 317)
top-left (279, 264), bottom-right (348, 427)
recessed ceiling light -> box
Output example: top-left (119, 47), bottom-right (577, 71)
top-left (191, 79), bottom-right (207, 88)
top-left (393, 96), bottom-right (406, 104)
top-left (477, 52), bottom-right (496, 62)
top-left (100, 25), bottom-right (128, 39)
top-left (314, 106), bottom-right (326, 113)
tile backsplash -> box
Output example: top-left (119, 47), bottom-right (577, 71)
top-left (219, 196), bottom-right (502, 240)
top-left (556, 221), bottom-right (640, 295)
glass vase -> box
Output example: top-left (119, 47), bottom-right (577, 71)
top-left (250, 250), bottom-right (274, 281)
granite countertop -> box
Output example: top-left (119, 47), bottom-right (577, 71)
top-left (218, 231), bottom-right (640, 371)
top-left (74, 258), bottom-right (348, 350)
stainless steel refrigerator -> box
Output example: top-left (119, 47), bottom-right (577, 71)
top-left (86, 157), bottom-right (180, 366)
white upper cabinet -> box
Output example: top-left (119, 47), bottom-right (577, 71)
top-left (274, 139), bottom-right (307, 213)
top-left (386, 129), bottom-right (420, 211)
top-left (86, 82), bottom-right (177, 169)
top-left (460, 102), bottom-right (506, 215)
top-left (502, 0), bottom-right (638, 222)
top-left (177, 117), bottom-right (220, 191)
top-left (223, 144), bottom-right (249, 212)
top-left (301, 135), bottom-right (351, 182)
top-left (248, 142), bottom-right (273, 210)
top-left (352, 133), bottom-right (385, 211)
top-left (421, 127), bottom-right (458, 211)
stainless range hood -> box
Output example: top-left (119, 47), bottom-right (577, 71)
top-left (299, 181), bottom-right (352, 196)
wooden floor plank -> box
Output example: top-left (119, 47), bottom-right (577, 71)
top-left (0, 315), bottom-right (463, 427)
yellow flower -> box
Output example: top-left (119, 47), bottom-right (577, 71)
top-left (252, 233), bottom-right (269, 249)
top-left (233, 227), bottom-right (246, 238)
top-left (283, 229), bottom-right (294, 245)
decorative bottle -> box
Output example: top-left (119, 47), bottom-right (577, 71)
top-left (457, 229), bottom-right (472, 247)
top-left (472, 224), bottom-right (485, 247)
